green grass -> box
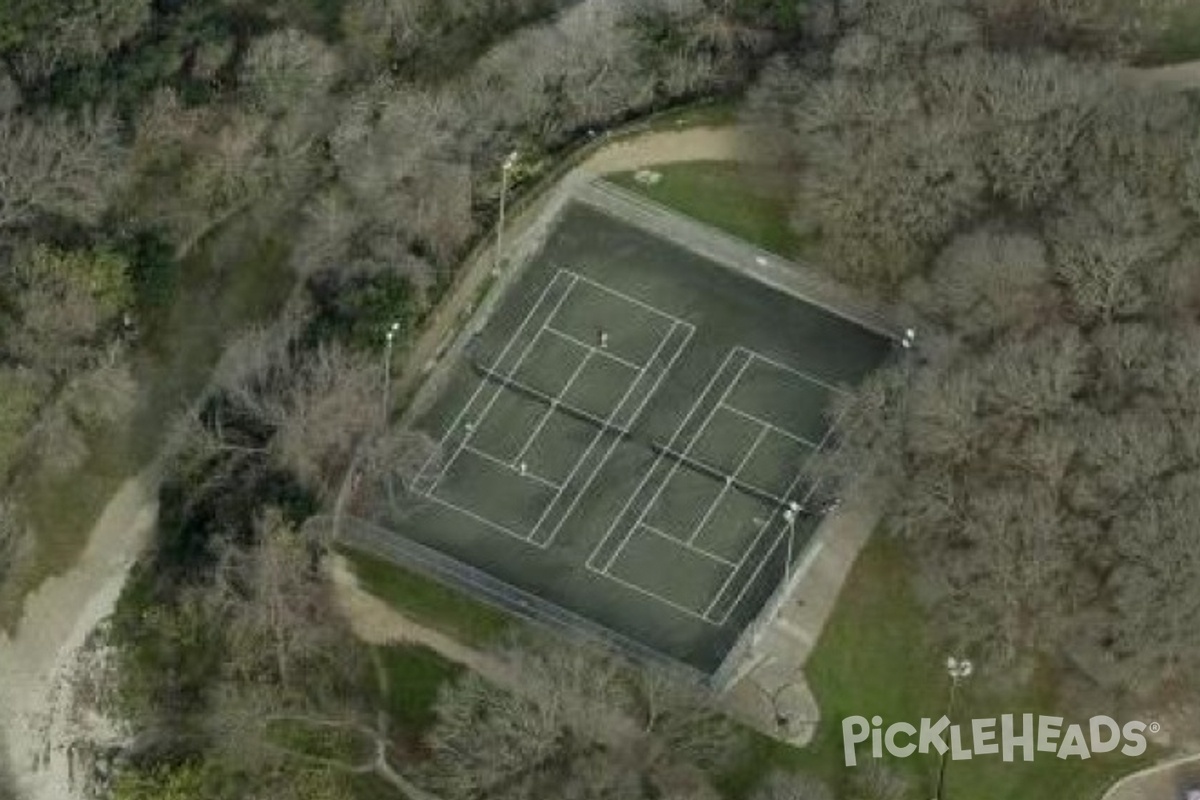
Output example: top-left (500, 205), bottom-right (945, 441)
top-left (639, 100), bottom-right (739, 131)
top-left (1145, 4), bottom-right (1200, 64)
top-left (342, 550), bottom-right (513, 647)
top-left (375, 644), bottom-right (464, 733)
top-left (718, 538), bottom-right (1151, 800)
top-left (605, 161), bottom-right (807, 259)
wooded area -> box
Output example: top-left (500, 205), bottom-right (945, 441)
top-left (750, 0), bottom-right (1200, 701)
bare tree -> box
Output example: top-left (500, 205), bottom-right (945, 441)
top-left (424, 637), bottom-right (731, 799)
top-left (0, 109), bottom-right (128, 229)
top-left (209, 510), bottom-right (366, 694)
top-left (751, 770), bottom-right (834, 800)
top-left (847, 760), bottom-right (913, 800)
top-left (9, 0), bottom-right (151, 79)
top-left (241, 28), bottom-right (341, 117)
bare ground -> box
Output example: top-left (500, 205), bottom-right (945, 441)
top-left (0, 467), bottom-right (160, 800)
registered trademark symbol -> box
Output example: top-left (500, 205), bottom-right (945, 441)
top-left (1150, 722), bottom-right (1161, 734)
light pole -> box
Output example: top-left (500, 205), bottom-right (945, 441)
top-left (381, 321), bottom-right (400, 428)
top-left (933, 656), bottom-right (973, 800)
top-left (494, 150), bottom-right (519, 277)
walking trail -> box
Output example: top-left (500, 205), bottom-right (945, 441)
top-left (0, 467), bottom-right (160, 800)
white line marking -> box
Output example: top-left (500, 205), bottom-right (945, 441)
top-left (744, 348), bottom-right (851, 398)
top-left (422, 491), bottom-right (534, 544)
top-left (511, 347), bottom-right (592, 467)
top-left (546, 322), bottom-right (693, 549)
top-left (586, 561), bottom-right (716, 624)
top-left (413, 269), bottom-right (569, 489)
top-left (429, 275), bottom-right (579, 493)
top-left (464, 445), bottom-right (561, 490)
top-left (685, 424), bottom-right (770, 546)
top-left (719, 404), bottom-right (821, 451)
top-left (705, 404), bottom-right (850, 623)
top-left (530, 324), bottom-right (669, 543)
top-left (611, 349), bottom-right (753, 572)
top-left (544, 326), bottom-right (642, 371)
top-left (652, 443), bottom-right (787, 507)
top-left (640, 523), bottom-right (738, 567)
top-left (571, 271), bottom-right (689, 327)
top-left (588, 348), bottom-right (741, 571)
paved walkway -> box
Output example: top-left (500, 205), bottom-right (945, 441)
top-left (1102, 752), bottom-right (1200, 800)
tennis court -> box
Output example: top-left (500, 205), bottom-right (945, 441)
top-left (390, 197), bottom-right (893, 674)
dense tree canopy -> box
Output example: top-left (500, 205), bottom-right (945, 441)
top-left (756, 0), bottom-right (1200, 697)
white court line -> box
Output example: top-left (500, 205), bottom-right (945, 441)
top-left (744, 348), bottom-right (851, 397)
top-left (571, 271), bottom-right (689, 327)
top-left (719, 404), bottom-right (820, 451)
top-left (587, 348), bottom-right (741, 571)
top-left (463, 445), bottom-right (561, 490)
top-left (511, 347), bottom-right (593, 467)
top-left (530, 322), bottom-right (673, 543)
top-left (640, 524), bottom-right (738, 567)
top-left (541, 322), bottom-right (693, 549)
top-left (610, 349), bottom-right (754, 573)
top-left (422, 492), bottom-right (533, 544)
top-left (704, 404), bottom-right (850, 624)
top-left (544, 326), bottom-right (642, 372)
top-left (586, 560), bottom-right (715, 623)
top-left (653, 444), bottom-right (788, 506)
top-left (474, 366), bottom-right (625, 432)
top-left (428, 274), bottom-right (579, 494)
top-left (414, 269), bottom-right (570, 490)
top-left (685, 424), bottom-right (770, 546)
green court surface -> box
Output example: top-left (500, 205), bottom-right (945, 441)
top-left (392, 200), bottom-right (893, 674)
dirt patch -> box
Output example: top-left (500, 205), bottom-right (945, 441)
top-left (0, 467), bottom-right (160, 800)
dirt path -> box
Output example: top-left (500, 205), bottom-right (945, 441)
top-left (327, 555), bottom-right (513, 688)
top-left (0, 466), bottom-right (160, 800)
top-left (1124, 59), bottom-right (1200, 91)
top-left (1101, 752), bottom-right (1200, 800)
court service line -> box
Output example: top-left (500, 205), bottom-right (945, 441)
top-left (614, 349), bottom-right (755, 572)
top-left (421, 492), bottom-right (534, 544)
top-left (705, 405), bottom-right (851, 624)
top-left (528, 322), bottom-right (670, 542)
top-left (640, 523), bottom-right (738, 568)
top-left (588, 347), bottom-right (740, 572)
top-left (511, 347), bottom-right (593, 467)
top-left (428, 274), bottom-right (579, 494)
top-left (543, 325), bottom-right (642, 372)
top-left (463, 445), bottom-right (561, 490)
top-left (745, 348), bottom-right (851, 397)
top-left (536, 320), bottom-right (693, 548)
top-left (570, 271), bottom-right (690, 328)
top-left (412, 269), bottom-right (569, 490)
top-left (685, 423), bottom-right (770, 546)
top-left (586, 561), bottom-right (715, 624)
top-left (719, 404), bottom-right (820, 451)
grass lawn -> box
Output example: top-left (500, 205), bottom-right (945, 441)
top-left (342, 550), bottom-right (513, 647)
top-left (375, 644), bottom-right (464, 733)
top-left (1145, 4), bottom-right (1200, 64)
top-left (719, 538), bottom-right (1151, 800)
top-left (605, 161), bottom-right (809, 259)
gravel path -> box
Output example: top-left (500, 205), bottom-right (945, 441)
top-left (0, 467), bottom-right (160, 800)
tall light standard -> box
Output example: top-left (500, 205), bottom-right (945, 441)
top-left (933, 656), bottom-right (973, 800)
top-left (381, 321), bottom-right (401, 427)
top-left (494, 150), bottom-right (519, 277)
